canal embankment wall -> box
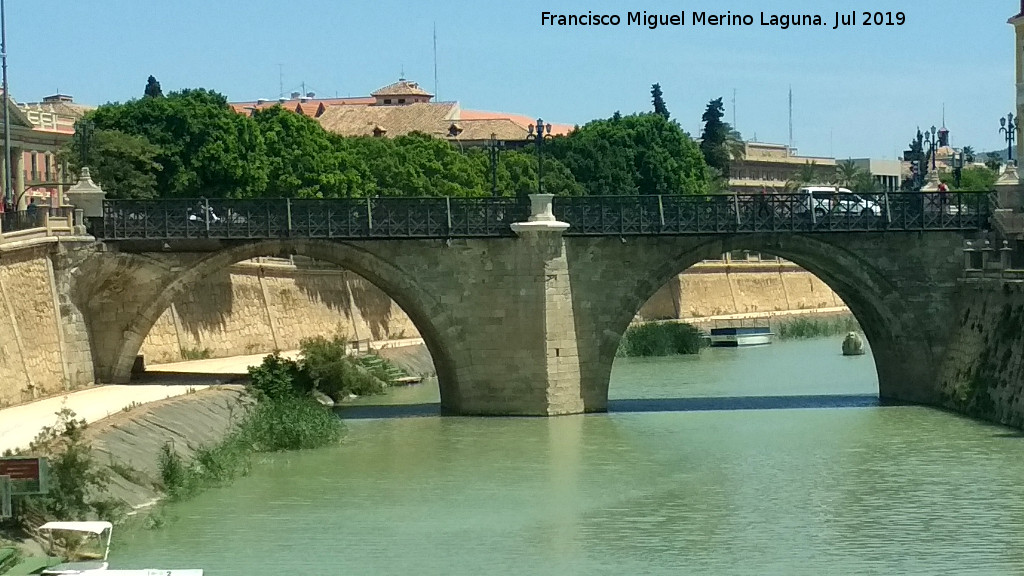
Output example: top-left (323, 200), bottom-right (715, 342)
top-left (937, 281), bottom-right (1024, 428)
top-left (0, 239), bottom-right (95, 408)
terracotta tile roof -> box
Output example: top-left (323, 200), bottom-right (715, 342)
top-left (231, 97), bottom-right (374, 117)
top-left (459, 109), bottom-right (573, 136)
top-left (370, 80), bottom-right (433, 98)
top-left (317, 101), bottom-right (460, 138)
top-left (448, 118), bottom-right (530, 142)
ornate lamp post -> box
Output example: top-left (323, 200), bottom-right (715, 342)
top-left (487, 132), bottom-right (503, 197)
top-left (999, 113), bottom-right (1017, 163)
top-left (922, 125), bottom-right (938, 171)
top-left (527, 119), bottom-right (553, 194)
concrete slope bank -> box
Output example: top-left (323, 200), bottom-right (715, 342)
top-left (78, 386), bottom-right (248, 511)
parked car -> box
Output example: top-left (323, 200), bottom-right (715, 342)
top-left (794, 186), bottom-right (882, 218)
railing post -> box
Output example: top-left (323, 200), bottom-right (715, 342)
top-left (883, 190), bottom-right (891, 226)
top-left (203, 198), bottom-right (210, 234)
top-left (658, 195), bottom-right (665, 228)
top-left (286, 198), bottom-right (293, 236)
top-left (43, 210), bottom-right (50, 235)
top-left (445, 196), bottom-right (452, 236)
top-left (366, 197), bottom-right (373, 235)
top-left (733, 192), bottom-right (740, 227)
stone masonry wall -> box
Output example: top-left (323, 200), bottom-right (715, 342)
top-left (139, 261), bottom-right (419, 364)
top-left (0, 242), bottom-right (96, 408)
top-left (139, 259), bottom-right (842, 365)
top-left (638, 262), bottom-right (842, 320)
top-left (937, 281), bottom-right (1024, 428)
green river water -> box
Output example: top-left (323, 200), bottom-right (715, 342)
top-left (113, 338), bottom-right (1024, 575)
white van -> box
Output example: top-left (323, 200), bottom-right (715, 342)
top-left (795, 186), bottom-right (882, 217)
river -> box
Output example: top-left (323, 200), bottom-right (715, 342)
top-left (112, 337), bottom-right (1024, 575)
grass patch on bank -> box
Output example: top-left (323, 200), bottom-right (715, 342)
top-left (776, 315), bottom-right (860, 340)
top-left (617, 322), bottom-right (706, 357)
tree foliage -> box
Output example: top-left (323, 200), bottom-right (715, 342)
top-left (62, 128), bottom-right (162, 199)
top-left (144, 76), bottom-right (163, 98)
top-left (700, 98), bottom-right (731, 178)
top-left (547, 113), bottom-right (710, 195)
top-left (940, 166), bottom-right (998, 190)
top-left (651, 83), bottom-right (670, 120)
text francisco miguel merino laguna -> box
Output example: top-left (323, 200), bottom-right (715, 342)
top-left (540, 11), bottom-right (906, 30)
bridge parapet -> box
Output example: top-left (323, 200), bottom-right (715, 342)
top-left (97, 191), bottom-right (993, 242)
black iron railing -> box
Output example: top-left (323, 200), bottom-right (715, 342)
top-left (100, 196), bottom-right (530, 240)
top-left (98, 191), bottom-right (993, 241)
top-left (553, 191), bottom-right (993, 235)
top-left (1, 207), bottom-right (71, 234)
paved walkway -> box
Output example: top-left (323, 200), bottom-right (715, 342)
top-left (0, 337), bottom-right (427, 454)
top-left (0, 384), bottom-right (210, 454)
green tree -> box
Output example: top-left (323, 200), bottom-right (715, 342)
top-left (961, 145), bottom-right (976, 163)
top-left (253, 106), bottom-right (369, 198)
top-left (700, 98), bottom-right (731, 178)
top-left (61, 128), bottom-right (163, 199)
top-left (87, 89), bottom-right (269, 198)
top-left (547, 112), bottom-right (710, 195)
top-left (940, 165), bottom-right (997, 190)
top-left (651, 83), bottom-right (670, 120)
top-left (984, 152), bottom-right (1002, 172)
top-left (785, 161), bottom-right (824, 190)
top-left (834, 159), bottom-right (864, 188)
top-left (144, 75), bottom-right (163, 98)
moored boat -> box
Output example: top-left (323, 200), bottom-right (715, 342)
top-left (709, 326), bottom-right (773, 347)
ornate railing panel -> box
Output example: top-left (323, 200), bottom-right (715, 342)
top-left (99, 191), bottom-right (991, 241)
top-left (101, 197), bottom-right (529, 240)
top-left (553, 191), bottom-right (992, 235)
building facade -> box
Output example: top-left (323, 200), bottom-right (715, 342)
top-left (728, 142), bottom-right (836, 192)
top-left (2, 93), bottom-right (90, 208)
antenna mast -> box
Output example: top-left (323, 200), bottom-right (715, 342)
top-left (732, 88), bottom-right (736, 130)
top-left (433, 22), bottom-right (439, 100)
top-left (788, 86), bottom-right (793, 149)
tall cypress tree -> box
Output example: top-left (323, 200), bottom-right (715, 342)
top-left (700, 97), bottom-right (730, 177)
top-left (144, 76), bottom-right (163, 98)
top-left (651, 83), bottom-right (670, 120)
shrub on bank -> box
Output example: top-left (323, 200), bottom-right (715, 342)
top-left (9, 408), bottom-right (126, 527)
top-left (617, 322), bottom-right (705, 357)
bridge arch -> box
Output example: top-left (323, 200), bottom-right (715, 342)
top-left (103, 239), bottom-right (460, 408)
top-left (569, 232), bottom-right (965, 411)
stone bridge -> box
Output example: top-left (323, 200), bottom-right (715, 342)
top-left (69, 194), bottom-right (987, 416)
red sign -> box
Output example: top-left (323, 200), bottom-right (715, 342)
top-left (0, 458), bottom-right (40, 481)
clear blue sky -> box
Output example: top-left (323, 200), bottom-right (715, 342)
top-left (10, 0), bottom-right (1018, 159)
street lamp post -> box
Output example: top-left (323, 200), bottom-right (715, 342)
top-left (1000, 113), bottom-right (1017, 163)
top-left (487, 132), bottom-right (502, 197)
top-left (1, 0), bottom-right (11, 208)
top-left (922, 125), bottom-right (938, 172)
top-left (527, 119), bottom-right (552, 194)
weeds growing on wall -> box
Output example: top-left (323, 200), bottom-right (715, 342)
top-left (179, 347), bottom-right (212, 360)
top-left (775, 315), bottom-right (861, 340)
top-left (617, 322), bottom-right (706, 357)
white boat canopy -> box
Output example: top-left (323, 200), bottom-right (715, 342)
top-left (38, 521), bottom-right (113, 534)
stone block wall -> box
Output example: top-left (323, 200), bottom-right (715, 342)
top-left (139, 261), bottom-right (419, 364)
top-left (937, 282), bottom-right (1024, 428)
top-left (638, 262), bottom-right (841, 320)
top-left (0, 243), bottom-right (95, 407)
